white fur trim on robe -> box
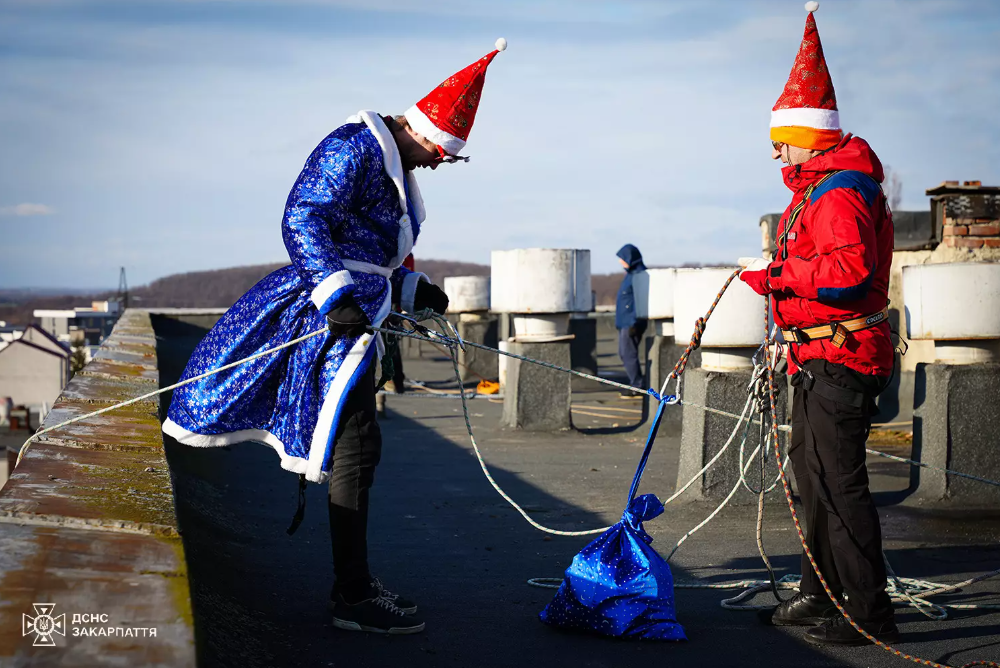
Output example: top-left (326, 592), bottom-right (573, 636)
top-left (402, 271), bottom-right (431, 313)
top-left (345, 111), bottom-right (426, 269)
top-left (311, 269), bottom-right (354, 313)
top-left (306, 286), bottom-right (392, 481)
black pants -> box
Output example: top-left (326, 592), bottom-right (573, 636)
top-left (618, 320), bottom-right (647, 388)
top-left (789, 359), bottom-right (892, 622)
top-left (391, 344), bottom-right (405, 390)
top-left (327, 360), bottom-right (382, 598)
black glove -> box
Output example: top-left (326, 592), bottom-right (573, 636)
top-left (325, 294), bottom-right (370, 338)
top-left (414, 281), bottom-right (449, 315)
top-left (628, 325), bottom-right (638, 338)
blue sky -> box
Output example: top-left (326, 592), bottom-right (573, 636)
top-left (1, 0), bottom-right (998, 289)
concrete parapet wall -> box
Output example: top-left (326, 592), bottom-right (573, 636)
top-left (0, 309), bottom-right (195, 665)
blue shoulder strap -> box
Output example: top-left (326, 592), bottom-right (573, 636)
top-left (809, 170), bottom-right (882, 208)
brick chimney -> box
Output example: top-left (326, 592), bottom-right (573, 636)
top-left (926, 181), bottom-right (1000, 249)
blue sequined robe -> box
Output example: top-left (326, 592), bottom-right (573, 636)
top-left (163, 111), bottom-right (428, 483)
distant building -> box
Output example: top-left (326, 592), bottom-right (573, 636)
top-left (0, 324), bottom-right (71, 412)
top-left (34, 300), bottom-right (121, 349)
top-left (0, 322), bottom-right (24, 354)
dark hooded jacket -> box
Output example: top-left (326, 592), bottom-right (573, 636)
top-left (615, 244), bottom-right (646, 329)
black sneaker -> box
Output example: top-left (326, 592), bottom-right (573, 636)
top-left (768, 592), bottom-right (839, 627)
top-left (804, 614), bottom-right (900, 647)
top-left (331, 593), bottom-right (425, 635)
top-left (372, 577), bottom-right (418, 615)
top-left (329, 579), bottom-right (418, 616)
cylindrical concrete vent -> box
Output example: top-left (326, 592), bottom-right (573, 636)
top-left (634, 268), bottom-right (676, 320)
top-left (903, 262), bottom-right (1000, 364)
top-left (490, 249), bottom-right (592, 314)
top-left (674, 268), bottom-right (767, 348)
top-left (444, 276), bottom-right (490, 314)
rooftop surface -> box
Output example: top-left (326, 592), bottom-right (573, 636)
top-left (155, 316), bottom-right (1000, 668)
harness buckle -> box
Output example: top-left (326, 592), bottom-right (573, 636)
top-left (830, 323), bottom-right (849, 348)
top-left (801, 369), bottom-right (816, 391)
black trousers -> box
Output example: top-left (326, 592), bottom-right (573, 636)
top-left (327, 360), bottom-right (382, 597)
top-left (618, 320), bottom-right (647, 388)
top-left (789, 359), bottom-right (893, 622)
top-left (391, 344), bottom-right (405, 389)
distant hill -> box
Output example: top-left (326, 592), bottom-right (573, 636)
top-left (0, 260), bottom-right (635, 326)
top-left (0, 264), bottom-right (287, 326)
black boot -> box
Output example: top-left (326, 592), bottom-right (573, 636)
top-left (768, 592), bottom-right (838, 627)
top-left (805, 614), bottom-right (899, 646)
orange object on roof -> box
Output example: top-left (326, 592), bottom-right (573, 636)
top-left (476, 380), bottom-right (500, 395)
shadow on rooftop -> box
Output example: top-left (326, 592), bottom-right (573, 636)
top-left (152, 314), bottom-right (862, 668)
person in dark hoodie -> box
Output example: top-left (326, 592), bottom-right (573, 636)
top-left (615, 244), bottom-right (647, 397)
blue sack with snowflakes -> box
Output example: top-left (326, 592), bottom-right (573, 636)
top-left (539, 403), bottom-right (686, 640)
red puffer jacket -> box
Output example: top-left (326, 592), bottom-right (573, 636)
top-left (768, 134), bottom-right (894, 377)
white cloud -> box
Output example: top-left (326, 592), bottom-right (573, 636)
top-left (0, 203), bottom-right (55, 216)
top-left (0, 1), bottom-right (997, 288)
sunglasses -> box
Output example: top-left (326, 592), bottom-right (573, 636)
top-left (771, 140), bottom-right (785, 151)
top-left (434, 145), bottom-right (471, 164)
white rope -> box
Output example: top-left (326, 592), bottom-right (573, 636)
top-left (527, 572), bottom-right (1000, 616)
top-left (16, 309), bottom-right (1000, 624)
top-left (17, 324), bottom-right (332, 467)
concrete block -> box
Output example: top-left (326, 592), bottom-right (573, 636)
top-left (648, 336), bottom-right (702, 396)
top-left (675, 367), bottom-right (787, 503)
top-left (912, 362), bottom-right (1000, 504)
top-left (647, 336), bottom-right (701, 436)
top-left (457, 316), bottom-right (499, 382)
top-left (568, 317), bottom-right (598, 376)
top-left (502, 340), bottom-right (572, 431)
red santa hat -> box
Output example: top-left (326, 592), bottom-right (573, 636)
top-left (404, 38), bottom-right (507, 156)
top-left (770, 2), bottom-right (843, 151)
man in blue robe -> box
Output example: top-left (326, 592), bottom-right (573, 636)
top-left (163, 39), bottom-right (507, 635)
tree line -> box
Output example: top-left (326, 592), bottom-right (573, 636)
top-left (0, 260), bottom-right (673, 327)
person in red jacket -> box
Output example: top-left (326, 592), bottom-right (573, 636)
top-left (739, 3), bottom-right (899, 647)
